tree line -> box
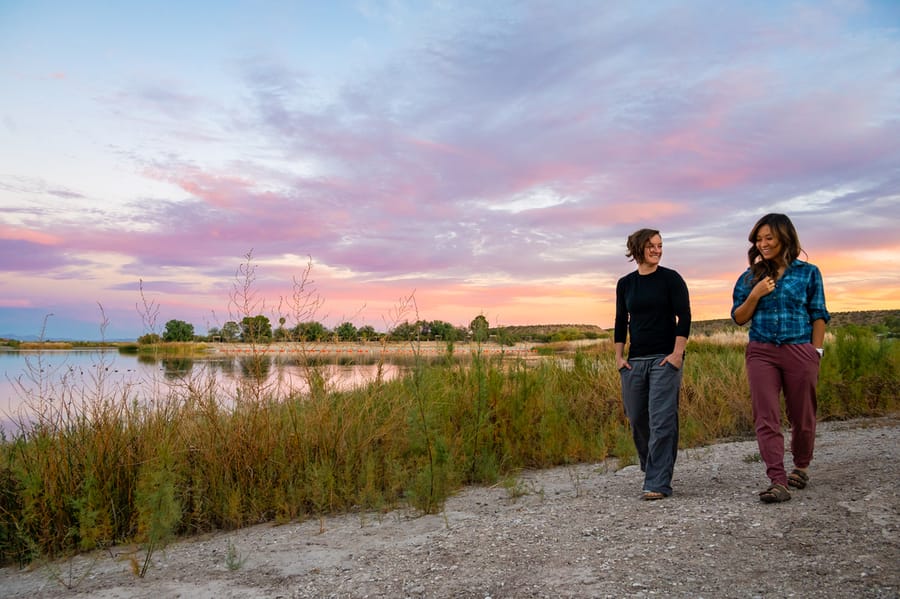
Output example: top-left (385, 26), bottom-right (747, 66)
top-left (141, 314), bottom-right (493, 345)
top-left (139, 314), bottom-right (611, 345)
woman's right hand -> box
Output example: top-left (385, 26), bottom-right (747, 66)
top-left (752, 276), bottom-right (776, 299)
top-left (616, 356), bottom-right (631, 370)
top-left (733, 275), bottom-right (775, 326)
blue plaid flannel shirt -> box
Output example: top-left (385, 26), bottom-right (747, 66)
top-left (731, 259), bottom-right (830, 345)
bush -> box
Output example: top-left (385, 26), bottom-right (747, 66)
top-left (818, 326), bottom-right (899, 418)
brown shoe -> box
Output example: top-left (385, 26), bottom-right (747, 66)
top-left (787, 469), bottom-right (809, 489)
top-left (759, 483), bottom-right (791, 503)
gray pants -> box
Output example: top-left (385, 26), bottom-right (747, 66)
top-left (620, 355), bottom-right (683, 496)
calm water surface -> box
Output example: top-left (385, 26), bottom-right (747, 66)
top-left (1, 349), bottom-right (398, 432)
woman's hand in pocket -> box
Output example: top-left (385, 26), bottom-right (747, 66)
top-left (660, 352), bottom-right (683, 370)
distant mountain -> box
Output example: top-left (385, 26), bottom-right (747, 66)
top-left (690, 309), bottom-right (900, 336)
top-left (0, 333), bottom-right (42, 342)
top-left (493, 323), bottom-right (608, 336)
top-left (496, 310), bottom-right (900, 338)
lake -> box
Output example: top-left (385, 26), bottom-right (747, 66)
top-left (0, 348), bottom-right (399, 433)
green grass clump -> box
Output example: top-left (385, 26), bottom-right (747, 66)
top-left (818, 326), bottom-right (899, 418)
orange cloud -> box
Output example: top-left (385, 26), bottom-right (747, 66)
top-left (813, 245), bottom-right (899, 271)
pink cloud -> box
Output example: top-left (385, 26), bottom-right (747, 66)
top-left (0, 298), bottom-right (32, 308)
top-left (0, 225), bottom-right (63, 245)
top-left (522, 200), bottom-right (687, 229)
top-left (406, 135), bottom-right (467, 157)
top-left (147, 167), bottom-right (255, 211)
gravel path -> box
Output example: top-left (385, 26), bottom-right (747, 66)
top-left (3, 416), bottom-right (898, 598)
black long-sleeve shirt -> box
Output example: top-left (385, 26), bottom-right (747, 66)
top-left (614, 266), bottom-right (691, 358)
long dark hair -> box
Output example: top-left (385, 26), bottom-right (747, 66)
top-left (747, 213), bottom-right (803, 284)
top-left (626, 228), bottom-right (660, 264)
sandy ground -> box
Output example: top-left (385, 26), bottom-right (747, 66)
top-left (2, 416), bottom-right (898, 599)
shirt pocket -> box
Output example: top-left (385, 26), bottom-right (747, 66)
top-left (779, 275), bottom-right (808, 305)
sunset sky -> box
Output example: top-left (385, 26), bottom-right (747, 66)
top-left (1, 1), bottom-right (899, 340)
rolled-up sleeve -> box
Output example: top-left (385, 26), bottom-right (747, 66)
top-left (731, 271), bottom-right (751, 322)
top-left (806, 265), bottom-right (830, 323)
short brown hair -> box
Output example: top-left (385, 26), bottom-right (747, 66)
top-left (626, 228), bottom-right (660, 264)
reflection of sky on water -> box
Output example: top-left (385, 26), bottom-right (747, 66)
top-left (0, 349), bottom-right (398, 433)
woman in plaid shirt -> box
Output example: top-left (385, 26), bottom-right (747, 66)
top-left (732, 214), bottom-right (830, 504)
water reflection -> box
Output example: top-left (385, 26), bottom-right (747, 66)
top-left (238, 355), bottom-right (271, 380)
top-left (161, 357), bottom-right (194, 378)
top-left (0, 349), bottom-right (401, 432)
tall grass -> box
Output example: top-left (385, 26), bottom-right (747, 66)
top-left (1, 334), bottom-right (896, 567)
top-left (679, 338), bottom-right (755, 445)
top-left (818, 326), bottom-right (900, 418)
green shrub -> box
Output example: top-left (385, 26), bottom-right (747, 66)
top-left (818, 326), bottom-right (899, 418)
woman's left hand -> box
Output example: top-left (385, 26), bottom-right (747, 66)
top-left (661, 353), bottom-right (683, 369)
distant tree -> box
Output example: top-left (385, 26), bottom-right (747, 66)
top-left (206, 326), bottom-right (221, 342)
top-left (389, 320), bottom-right (419, 341)
top-left (240, 315), bottom-right (272, 342)
top-left (162, 319), bottom-right (194, 342)
top-left (293, 321), bottom-right (329, 342)
top-left (273, 317), bottom-right (289, 341)
top-left (428, 320), bottom-right (458, 342)
top-left (495, 328), bottom-right (519, 346)
top-left (335, 321), bottom-right (358, 342)
top-left (358, 325), bottom-right (377, 342)
top-left (470, 314), bottom-right (489, 343)
top-left (549, 328), bottom-right (582, 342)
top-left (138, 332), bottom-right (161, 345)
top-left (221, 321), bottom-right (240, 342)
top-left (885, 315), bottom-right (900, 337)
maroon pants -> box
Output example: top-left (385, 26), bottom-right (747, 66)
top-left (746, 341), bottom-right (821, 486)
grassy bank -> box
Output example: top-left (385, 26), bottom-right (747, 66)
top-left (1, 329), bottom-right (897, 568)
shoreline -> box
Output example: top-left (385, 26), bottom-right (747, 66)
top-left (204, 340), bottom-right (545, 357)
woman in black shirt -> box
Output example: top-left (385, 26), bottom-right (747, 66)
top-left (614, 228), bottom-right (692, 500)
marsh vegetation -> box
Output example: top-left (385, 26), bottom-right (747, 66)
top-left (0, 325), bottom-right (896, 569)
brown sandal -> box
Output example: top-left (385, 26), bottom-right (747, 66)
top-left (759, 483), bottom-right (791, 503)
top-left (787, 469), bottom-right (809, 489)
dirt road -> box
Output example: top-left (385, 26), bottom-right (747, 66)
top-left (2, 416), bottom-right (898, 598)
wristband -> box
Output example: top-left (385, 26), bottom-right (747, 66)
top-left (815, 347), bottom-right (824, 357)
